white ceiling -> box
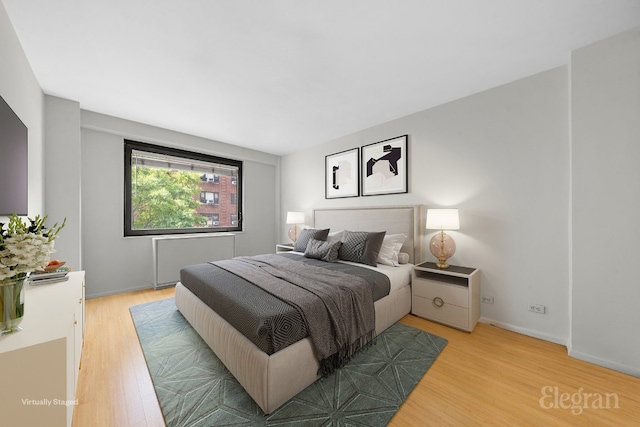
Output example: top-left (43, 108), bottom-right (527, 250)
top-left (3, 1), bottom-right (640, 155)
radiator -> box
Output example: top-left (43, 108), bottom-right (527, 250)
top-left (152, 233), bottom-right (236, 289)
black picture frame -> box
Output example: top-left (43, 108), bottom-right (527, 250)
top-left (325, 147), bottom-right (360, 199)
top-left (361, 135), bottom-right (408, 196)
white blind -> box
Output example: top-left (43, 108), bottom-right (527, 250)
top-left (131, 149), bottom-right (238, 176)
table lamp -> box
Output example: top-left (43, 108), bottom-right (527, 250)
top-left (426, 208), bottom-right (460, 269)
top-left (286, 211), bottom-right (305, 243)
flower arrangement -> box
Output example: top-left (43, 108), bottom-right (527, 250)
top-left (0, 214), bottom-right (66, 283)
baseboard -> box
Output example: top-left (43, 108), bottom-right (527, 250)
top-left (478, 317), bottom-right (568, 346)
top-left (86, 283), bottom-right (170, 299)
top-left (568, 349), bottom-right (640, 378)
top-left (479, 317), bottom-right (640, 378)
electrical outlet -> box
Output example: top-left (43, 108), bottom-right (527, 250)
top-left (528, 303), bottom-right (546, 314)
top-left (481, 295), bottom-right (494, 304)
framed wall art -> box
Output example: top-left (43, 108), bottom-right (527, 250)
top-left (325, 147), bottom-right (359, 199)
top-left (361, 135), bottom-right (408, 196)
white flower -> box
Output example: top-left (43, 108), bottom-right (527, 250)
top-left (2, 257), bottom-right (19, 267)
top-left (0, 213), bottom-right (65, 282)
top-left (0, 265), bottom-right (12, 281)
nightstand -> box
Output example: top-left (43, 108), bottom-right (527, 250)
top-left (276, 243), bottom-right (295, 253)
top-left (412, 261), bottom-right (480, 332)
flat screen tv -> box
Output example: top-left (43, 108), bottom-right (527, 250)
top-left (0, 95), bottom-right (28, 216)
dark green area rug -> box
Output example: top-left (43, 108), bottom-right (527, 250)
top-left (130, 298), bottom-right (447, 427)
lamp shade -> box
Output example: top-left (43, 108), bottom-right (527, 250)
top-left (286, 211), bottom-right (305, 224)
top-left (426, 209), bottom-right (460, 230)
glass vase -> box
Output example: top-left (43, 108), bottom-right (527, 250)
top-left (0, 277), bottom-right (25, 334)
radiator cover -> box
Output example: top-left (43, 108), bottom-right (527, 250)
top-left (152, 234), bottom-right (236, 288)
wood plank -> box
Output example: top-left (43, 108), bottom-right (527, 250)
top-left (73, 288), bottom-right (173, 427)
top-left (73, 287), bottom-right (640, 426)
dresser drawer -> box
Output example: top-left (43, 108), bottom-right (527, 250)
top-left (412, 295), bottom-right (470, 330)
top-left (412, 278), bottom-right (469, 308)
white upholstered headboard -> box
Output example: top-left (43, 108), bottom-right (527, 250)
top-left (313, 205), bottom-right (424, 264)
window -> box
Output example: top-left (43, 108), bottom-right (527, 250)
top-left (124, 140), bottom-right (242, 236)
top-left (201, 173), bottom-right (220, 184)
top-left (200, 191), bottom-right (219, 204)
top-left (204, 213), bottom-right (220, 226)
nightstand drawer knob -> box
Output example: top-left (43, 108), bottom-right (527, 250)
top-left (433, 297), bottom-right (445, 308)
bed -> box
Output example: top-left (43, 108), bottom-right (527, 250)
top-left (174, 205), bottom-right (423, 414)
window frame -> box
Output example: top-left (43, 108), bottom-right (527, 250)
top-left (124, 140), bottom-right (243, 237)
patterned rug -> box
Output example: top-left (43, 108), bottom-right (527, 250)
top-left (130, 298), bottom-right (447, 427)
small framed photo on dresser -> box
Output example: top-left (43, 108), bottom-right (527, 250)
top-left (325, 147), bottom-right (360, 199)
top-left (361, 135), bottom-right (408, 196)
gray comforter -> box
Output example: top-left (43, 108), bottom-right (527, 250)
top-left (179, 253), bottom-right (390, 374)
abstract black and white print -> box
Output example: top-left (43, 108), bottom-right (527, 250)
top-left (361, 135), bottom-right (408, 196)
top-left (325, 147), bottom-right (359, 198)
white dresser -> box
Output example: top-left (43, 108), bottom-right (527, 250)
top-left (0, 271), bottom-right (85, 427)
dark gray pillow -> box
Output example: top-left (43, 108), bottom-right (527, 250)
top-left (338, 231), bottom-right (386, 266)
top-left (294, 228), bottom-right (330, 252)
top-left (304, 239), bottom-right (342, 262)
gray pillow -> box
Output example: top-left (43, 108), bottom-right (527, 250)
top-left (304, 239), bottom-right (343, 262)
top-left (338, 231), bottom-right (386, 266)
top-left (294, 228), bottom-right (330, 252)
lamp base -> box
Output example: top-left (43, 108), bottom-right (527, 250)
top-left (429, 231), bottom-right (456, 269)
top-left (287, 225), bottom-right (300, 243)
top-left (435, 259), bottom-right (450, 269)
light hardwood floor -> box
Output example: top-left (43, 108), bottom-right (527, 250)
top-left (73, 287), bottom-right (640, 426)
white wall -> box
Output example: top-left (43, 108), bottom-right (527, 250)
top-left (570, 28), bottom-right (640, 376)
top-left (0, 3), bottom-right (44, 219)
top-left (44, 95), bottom-right (81, 269)
top-left (281, 66), bottom-right (571, 345)
top-left (80, 111), bottom-right (279, 298)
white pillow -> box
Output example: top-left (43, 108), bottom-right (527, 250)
top-left (326, 230), bottom-right (344, 242)
top-left (377, 233), bottom-right (407, 267)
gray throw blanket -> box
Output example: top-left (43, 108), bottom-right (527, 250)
top-left (214, 254), bottom-right (375, 375)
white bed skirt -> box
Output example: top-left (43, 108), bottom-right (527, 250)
top-left (174, 281), bottom-right (412, 414)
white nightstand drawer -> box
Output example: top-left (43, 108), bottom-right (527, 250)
top-left (412, 295), bottom-right (470, 329)
top-left (413, 279), bottom-right (469, 308)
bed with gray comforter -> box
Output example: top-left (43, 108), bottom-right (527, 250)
top-left (174, 206), bottom-right (418, 414)
top-left (179, 252), bottom-right (390, 375)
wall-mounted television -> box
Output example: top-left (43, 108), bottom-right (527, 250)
top-left (0, 94), bottom-right (28, 216)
